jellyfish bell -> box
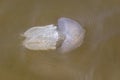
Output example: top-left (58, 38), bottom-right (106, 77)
top-left (22, 17), bottom-right (85, 53)
top-left (57, 17), bottom-right (85, 53)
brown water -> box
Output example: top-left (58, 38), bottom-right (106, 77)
top-left (0, 0), bottom-right (120, 80)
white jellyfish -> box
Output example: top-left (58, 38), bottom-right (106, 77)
top-left (22, 17), bottom-right (85, 53)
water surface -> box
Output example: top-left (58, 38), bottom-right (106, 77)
top-left (0, 0), bottom-right (120, 80)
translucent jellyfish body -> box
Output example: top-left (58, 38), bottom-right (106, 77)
top-left (22, 17), bottom-right (85, 53)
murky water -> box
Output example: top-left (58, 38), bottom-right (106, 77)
top-left (0, 0), bottom-right (120, 80)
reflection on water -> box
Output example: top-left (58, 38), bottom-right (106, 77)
top-left (0, 0), bottom-right (120, 80)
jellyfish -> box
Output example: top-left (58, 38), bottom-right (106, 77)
top-left (22, 17), bottom-right (85, 53)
